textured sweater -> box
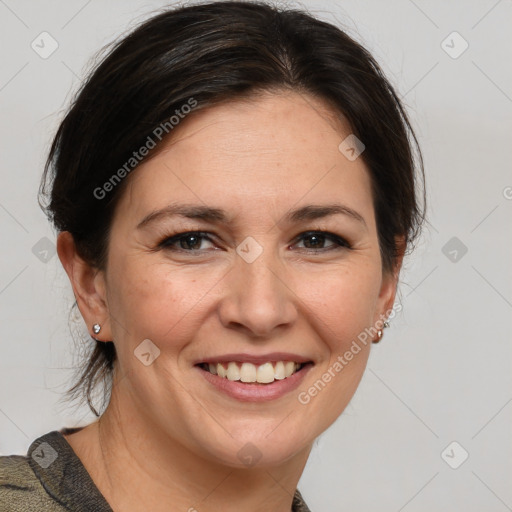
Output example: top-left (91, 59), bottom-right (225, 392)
top-left (0, 428), bottom-right (311, 511)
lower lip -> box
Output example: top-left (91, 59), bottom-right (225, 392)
top-left (195, 363), bottom-right (314, 402)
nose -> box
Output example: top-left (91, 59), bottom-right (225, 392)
top-left (217, 246), bottom-right (298, 338)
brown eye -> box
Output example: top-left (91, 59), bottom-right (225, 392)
top-left (294, 231), bottom-right (351, 251)
top-left (159, 231), bottom-right (215, 251)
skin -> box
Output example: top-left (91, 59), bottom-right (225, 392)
top-left (57, 90), bottom-right (404, 512)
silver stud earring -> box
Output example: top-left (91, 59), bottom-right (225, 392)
top-left (373, 320), bottom-right (390, 344)
top-left (92, 323), bottom-right (101, 335)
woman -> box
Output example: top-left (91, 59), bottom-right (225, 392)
top-left (0, 1), bottom-right (425, 510)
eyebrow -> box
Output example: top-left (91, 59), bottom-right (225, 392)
top-left (136, 202), bottom-right (367, 230)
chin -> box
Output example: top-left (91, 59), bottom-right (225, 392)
top-left (196, 431), bottom-right (308, 470)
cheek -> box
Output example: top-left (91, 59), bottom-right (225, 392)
top-left (292, 268), bottom-right (378, 431)
top-left (108, 258), bottom-right (217, 347)
top-left (293, 263), bottom-right (380, 345)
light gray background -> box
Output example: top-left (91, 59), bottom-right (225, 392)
top-left (1, 1), bottom-right (511, 510)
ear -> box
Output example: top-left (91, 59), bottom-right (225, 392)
top-left (373, 235), bottom-right (406, 325)
top-left (56, 231), bottom-right (112, 342)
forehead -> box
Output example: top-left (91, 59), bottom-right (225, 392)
top-left (118, 91), bottom-right (373, 225)
top-left (157, 91), bottom-right (351, 163)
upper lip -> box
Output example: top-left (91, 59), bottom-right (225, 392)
top-left (194, 353), bottom-right (313, 365)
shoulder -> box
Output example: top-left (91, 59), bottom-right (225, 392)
top-left (0, 453), bottom-right (36, 489)
top-left (2, 428), bottom-right (113, 512)
top-left (0, 453), bottom-right (50, 510)
top-left (293, 488), bottom-right (312, 512)
top-left (0, 430), bottom-right (78, 511)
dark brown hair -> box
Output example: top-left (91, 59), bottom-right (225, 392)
top-left (39, 1), bottom-right (426, 416)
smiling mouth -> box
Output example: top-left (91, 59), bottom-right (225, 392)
top-left (195, 361), bottom-right (313, 385)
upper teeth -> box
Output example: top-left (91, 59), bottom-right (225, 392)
top-left (205, 361), bottom-right (302, 383)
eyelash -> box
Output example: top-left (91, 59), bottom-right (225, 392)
top-left (157, 230), bottom-right (351, 253)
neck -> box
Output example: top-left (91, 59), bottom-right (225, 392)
top-left (69, 381), bottom-right (312, 512)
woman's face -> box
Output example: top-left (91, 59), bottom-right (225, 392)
top-left (93, 91), bottom-right (399, 467)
